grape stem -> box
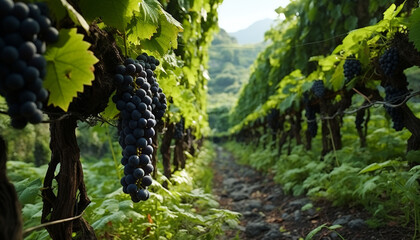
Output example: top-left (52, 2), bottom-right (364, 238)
top-left (327, 120), bottom-right (339, 167)
top-left (352, 88), bottom-right (372, 104)
top-left (123, 31), bottom-right (128, 57)
top-left (107, 125), bottom-right (121, 179)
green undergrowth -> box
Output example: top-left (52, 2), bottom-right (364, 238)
top-left (224, 111), bottom-right (420, 234)
top-left (7, 142), bottom-right (239, 240)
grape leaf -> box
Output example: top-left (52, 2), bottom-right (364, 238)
top-left (139, 0), bottom-right (161, 23)
top-left (44, 28), bottom-right (99, 111)
top-left (44, 0), bottom-right (67, 21)
top-left (101, 91), bottom-right (119, 120)
top-left (127, 15), bottom-right (158, 44)
top-left (126, 0), bottom-right (164, 44)
top-left (409, 8), bottom-right (420, 52)
top-left (330, 60), bottom-right (345, 91)
top-left (59, 0), bottom-right (90, 33)
top-left (79, 0), bottom-right (139, 31)
top-left (141, 11), bottom-right (183, 56)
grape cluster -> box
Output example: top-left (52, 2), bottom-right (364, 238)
top-left (384, 86), bottom-right (407, 131)
top-left (113, 54), bottom-right (166, 202)
top-left (379, 47), bottom-right (398, 76)
top-left (136, 53), bottom-right (167, 121)
top-left (311, 80), bottom-right (325, 98)
top-left (267, 108), bottom-right (280, 131)
top-left (174, 118), bottom-right (184, 140)
top-left (0, 0), bottom-right (58, 129)
top-left (304, 94), bottom-right (320, 138)
top-left (343, 59), bottom-right (361, 83)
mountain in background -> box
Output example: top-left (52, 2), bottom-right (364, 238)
top-left (207, 28), bottom-right (268, 132)
top-left (228, 18), bottom-right (274, 44)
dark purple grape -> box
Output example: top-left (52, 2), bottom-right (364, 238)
top-left (1, 46), bottom-right (19, 63)
top-left (127, 184), bottom-right (138, 194)
top-left (115, 54), bottom-right (165, 202)
top-left (379, 47), bottom-right (398, 76)
top-left (136, 189), bottom-right (149, 200)
top-left (141, 175), bottom-right (153, 187)
top-left (384, 86), bottom-right (407, 131)
top-left (133, 168), bottom-right (145, 179)
top-left (20, 18), bottom-right (40, 40)
top-left (139, 154), bottom-right (150, 166)
top-left (19, 41), bottom-right (37, 60)
top-left (343, 59), bottom-right (361, 83)
top-left (311, 80), bottom-right (325, 98)
top-left (12, 2), bottom-right (29, 20)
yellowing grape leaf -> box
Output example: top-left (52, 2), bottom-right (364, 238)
top-left (44, 28), bottom-right (99, 111)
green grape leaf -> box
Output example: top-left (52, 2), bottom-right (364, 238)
top-left (409, 8), bottom-right (420, 52)
top-left (79, 0), bottom-right (139, 31)
top-left (279, 93), bottom-right (296, 113)
top-left (330, 60), bottom-right (345, 91)
top-left (127, 0), bottom-right (162, 44)
top-left (383, 4), bottom-right (396, 20)
top-left (383, 3), bottom-right (404, 20)
top-left (127, 15), bottom-right (158, 44)
top-left (139, 0), bottom-right (161, 23)
top-left (44, 28), bottom-right (99, 111)
top-left (59, 0), bottom-right (90, 33)
top-left (44, 0), bottom-right (67, 21)
top-left (141, 11), bottom-right (183, 56)
top-left (18, 179), bottom-right (42, 205)
top-left (101, 91), bottom-right (119, 120)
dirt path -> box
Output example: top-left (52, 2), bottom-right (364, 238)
top-left (212, 146), bottom-right (414, 240)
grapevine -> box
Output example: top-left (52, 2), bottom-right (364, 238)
top-left (355, 108), bottom-right (365, 130)
top-left (0, 0), bottom-right (58, 129)
top-left (304, 93), bottom-right (319, 138)
top-left (267, 108), bottom-right (280, 131)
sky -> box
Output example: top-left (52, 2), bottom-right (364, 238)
top-left (217, 0), bottom-right (290, 33)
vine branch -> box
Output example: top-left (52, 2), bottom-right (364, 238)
top-left (23, 211), bottom-right (85, 236)
top-left (307, 90), bottom-right (420, 123)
